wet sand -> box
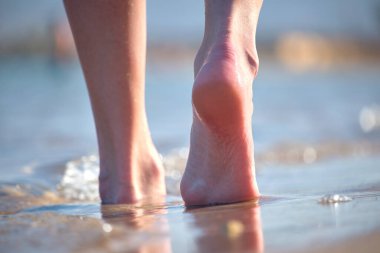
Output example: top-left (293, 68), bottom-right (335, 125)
top-left (1, 151), bottom-right (380, 253)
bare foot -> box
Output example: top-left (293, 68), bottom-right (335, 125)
top-left (99, 134), bottom-right (166, 204)
top-left (180, 36), bottom-right (260, 206)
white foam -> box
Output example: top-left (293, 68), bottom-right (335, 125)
top-left (58, 155), bottom-right (100, 201)
top-left (57, 149), bottom-right (188, 201)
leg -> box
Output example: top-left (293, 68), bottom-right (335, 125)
top-left (181, 0), bottom-right (262, 206)
top-left (64, 0), bottom-right (165, 204)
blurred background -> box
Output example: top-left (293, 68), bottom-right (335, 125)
top-left (1, 0), bottom-right (380, 177)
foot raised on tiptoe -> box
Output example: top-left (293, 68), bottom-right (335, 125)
top-left (181, 36), bottom-right (260, 206)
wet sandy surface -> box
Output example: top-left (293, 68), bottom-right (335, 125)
top-left (1, 153), bottom-right (380, 253)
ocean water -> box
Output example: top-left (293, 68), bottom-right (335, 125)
top-left (1, 57), bottom-right (379, 169)
top-left (1, 0), bottom-right (380, 43)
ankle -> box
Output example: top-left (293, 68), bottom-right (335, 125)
top-left (98, 129), bottom-right (161, 180)
top-left (98, 140), bottom-right (164, 204)
top-left (199, 0), bottom-right (262, 77)
top-left (195, 34), bottom-right (259, 80)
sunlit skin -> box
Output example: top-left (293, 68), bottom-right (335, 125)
top-left (64, 0), bottom-right (262, 205)
top-left (181, 0), bottom-right (262, 206)
top-left (64, 0), bottom-right (166, 204)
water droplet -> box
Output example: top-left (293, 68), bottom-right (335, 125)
top-left (21, 165), bottom-right (34, 175)
top-left (319, 194), bottom-right (352, 204)
top-left (303, 147), bottom-right (317, 164)
top-left (102, 223), bottom-right (113, 233)
top-left (359, 106), bottom-right (380, 133)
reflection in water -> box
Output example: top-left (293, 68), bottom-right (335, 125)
top-left (187, 202), bottom-right (263, 253)
top-left (330, 203), bottom-right (342, 228)
top-left (101, 202), bottom-right (173, 253)
top-left (98, 200), bottom-right (264, 253)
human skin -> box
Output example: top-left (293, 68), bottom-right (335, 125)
top-left (64, 0), bottom-right (262, 206)
top-left (64, 0), bottom-right (166, 204)
top-left (180, 0), bottom-right (262, 206)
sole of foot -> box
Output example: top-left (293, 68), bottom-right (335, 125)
top-left (180, 40), bottom-right (260, 206)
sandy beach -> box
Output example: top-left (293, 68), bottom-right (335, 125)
top-left (1, 149), bottom-right (380, 253)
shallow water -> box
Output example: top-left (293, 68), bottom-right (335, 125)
top-left (1, 151), bottom-right (380, 253)
top-left (1, 57), bottom-right (380, 252)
